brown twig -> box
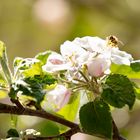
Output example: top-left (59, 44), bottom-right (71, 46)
top-left (0, 103), bottom-right (79, 129)
top-left (0, 102), bottom-right (81, 139)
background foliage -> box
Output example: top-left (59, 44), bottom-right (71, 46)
top-left (0, 0), bottom-right (140, 139)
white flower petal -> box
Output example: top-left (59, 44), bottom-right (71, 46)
top-left (111, 48), bottom-right (133, 65)
top-left (60, 40), bottom-right (86, 58)
top-left (73, 36), bottom-right (106, 53)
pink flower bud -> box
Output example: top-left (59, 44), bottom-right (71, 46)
top-left (87, 57), bottom-right (111, 77)
top-left (42, 85), bottom-right (71, 111)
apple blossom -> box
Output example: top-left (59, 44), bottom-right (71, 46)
top-left (60, 36), bottom-right (111, 78)
top-left (42, 85), bottom-right (71, 111)
top-left (60, 40), bottom-right (96, 67)
top-left (60, 36), bottom-right (133, 78)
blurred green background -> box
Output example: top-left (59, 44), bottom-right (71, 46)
top-left (0, 0), bottom-right (140, 139)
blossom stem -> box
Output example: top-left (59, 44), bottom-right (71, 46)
top-left (73, 78), bottom-right (87, 84)
top-left (71, 84), bottom-right (88, 91)
top-left (79, 70), bottom-right (89, 82)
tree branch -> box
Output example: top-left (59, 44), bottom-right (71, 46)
top-left (0, 103), bottom-right (79, 129)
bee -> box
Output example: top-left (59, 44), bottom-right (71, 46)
top-left (106, 35), bottom-right (123, 47)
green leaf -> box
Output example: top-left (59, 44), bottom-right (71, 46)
top-left (13, 57), bottom-right (43, 78)
top-left (6, 128), bottom-right (19, 138)
top-left (0, 71), bottom-right (7, 86)
top-left (102, 74), bottom-right (135, 109)
top-left (9, 72), bottom-right (56, 109)
top-left (36, 120), bottom-right (59, 136)
top-left (35, 51), bottom-right (52, 65)
top-left (130, 60), bottom-right (140, 72)
top-left (0, 41), bottom-right (5, 58)
top-left (13, 57), bottom-right (23, 69)
top-left (79, 98), bottom-right (112, 139)
top-left (0, 90), bottom-right (7, 99)
top-left (134, 87), bottom-right (140, 100)
top-left (111, 63), bottom-right (140, 80)
top-left (22, 62), bottom-right (42, 77)
top-left (13, 58), bottom-right (38, 71)
top-left (132, 82), bottom-right (140, 100)
top-left (29, 74), bottom-right (56, 86)
top-left (0, 41), bottom-right (12, 85)
top-left (9, 78), bottom-right (45, 109)
top-left (0, 71), bottom-right (8, 99)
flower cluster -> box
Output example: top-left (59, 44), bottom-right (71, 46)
top-left (41, 36), bottom-right (133, 111)
top-left (43, 36), bottom-right (132, 77)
